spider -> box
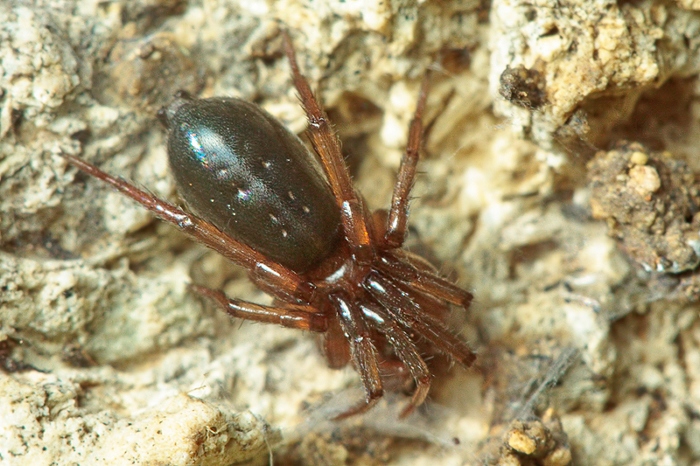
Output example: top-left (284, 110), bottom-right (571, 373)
top-left (61, 32), bottom-right (476, 418)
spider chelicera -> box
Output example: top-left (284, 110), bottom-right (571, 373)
top-left (62, 32), bottom-right (475, 418)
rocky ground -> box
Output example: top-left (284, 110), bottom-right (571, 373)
top-left (2, 0), bottom-right (700, 464)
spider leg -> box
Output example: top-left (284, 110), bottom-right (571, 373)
top-left (61, 154), bottom-right (315, 304)
top-left (282, 32), bottom-right (373, 265)
top-left (361, 303), bottom-right (431, 418)
top-left (190, 285), bottom-right (328, 332)
top-left (322, 317), bottom-right (352, 369)
top-left (330, 292), bottom-right (383, 419)
top-left (364, 272), bottom-right (476, 368)
top-left (378, 252), bottom-right (473, 309)
top-left (384, 74), bottom-right (430, 249)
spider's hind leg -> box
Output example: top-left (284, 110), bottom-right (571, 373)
top-left (281, 32), bottom-right (374, 265)
top-left (384, 74), bottom-right (430, 249)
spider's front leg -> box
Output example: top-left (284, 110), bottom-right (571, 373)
top-left (365, 272), bottom-right (477, 369)
top-left (329, 291), bottom-right (384, 419)
top-left (360, 302), bottom-right (432, 418)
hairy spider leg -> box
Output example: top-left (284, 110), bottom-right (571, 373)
top-left (190, 285), bottom-right (328, 331)
top-left (364, 272), bottom-right (476, 368)
top-left (330, 292), bottom-right (384, 419)
top-left (322, 316), bottom-right (352, 369)
top-left (384, 74), bottom-right (430, 249)
top-left (282, 32), bottom-right (374, 265)
top-left (378, 252), bottom-right (474, 309)
top-left (283, 33), bottom-right (390, 417)
top-left (60, 154), bottom-right (315, 304)
top-left (360, 302), bottom-right (431, 418)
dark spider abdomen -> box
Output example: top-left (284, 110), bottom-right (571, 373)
top-left (164, 96), bottom-right (342, 273)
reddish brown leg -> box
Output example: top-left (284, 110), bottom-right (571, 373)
top-left (361, 303), bottom-right (431, 417)
top-left (61, 154), bottom-right (315, 304)
top-left (384, 74), bottom-right (430, 249)
top-left (282, 33), bottom-right (373, 265)
top-left (364, 272), bottom-right (476, 368)
top-left (191, 285), bottom-right (328, 332)
top-left (378, 252), bottom-right (473, 309)
top-left (330, 292), bottom-right (383, 419)
top-left (322, 318), bottom-right (352, 369)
